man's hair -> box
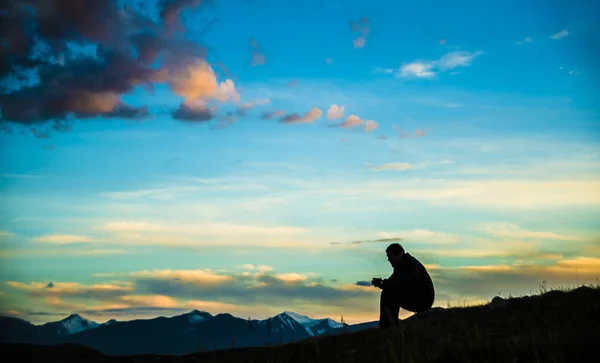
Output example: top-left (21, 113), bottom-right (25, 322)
top-left (386, 243), bottom-right (405, 255)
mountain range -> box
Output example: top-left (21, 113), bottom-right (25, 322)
top-left (0, 311), bottom-right (377, 355)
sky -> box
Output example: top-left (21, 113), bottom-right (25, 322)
top-left (0, 0), bottom-right (599, 325)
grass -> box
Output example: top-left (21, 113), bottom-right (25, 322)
top-left (3, 283), bottom-right (600, 363)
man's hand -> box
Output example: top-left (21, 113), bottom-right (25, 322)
top-left (371, 277), bottom-right (383, 288)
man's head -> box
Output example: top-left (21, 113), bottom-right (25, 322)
top-left (386, 243), bottom-right (405, 267)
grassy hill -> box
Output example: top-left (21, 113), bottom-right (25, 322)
top-left (2, 285), bottom-right (598, 363)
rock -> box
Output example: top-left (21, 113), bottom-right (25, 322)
top-left (489, 296), bottom-right (508, 309)
top-left (403, 307), bottom-right (446, 323)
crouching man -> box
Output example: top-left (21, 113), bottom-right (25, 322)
top-left (371, 243), bottom-right (435, 329)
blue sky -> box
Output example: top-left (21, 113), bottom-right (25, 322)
top-left (0, 0), bottom-right (599, 324)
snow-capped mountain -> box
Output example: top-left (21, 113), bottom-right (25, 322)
top-left (185, 310), bottom-right (213, 323)
top-left (0, 310), bottom-right (376, 355)
top-left (43, 314), bottom-right (101, 335)
top-left (278, 311), bottom-right (344, 336)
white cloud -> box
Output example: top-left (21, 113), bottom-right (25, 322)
top-left (367, 162), bottom-right (414, 171)
top-left (550, 29), bottom-right (569, 40)
top-left (437, 51), bottom-right (484, 70)
top-left (514, 37), bottom-right (533, 45)
top-left (92, 220), bottom-right (321, 248)
top-left (399, 61), bottom-right (436, 78)
top-left (372, 67), bottom-right (395, 75)
top-left (33, 234), bottom-right (93, 244)
top-left (382, 179), bottom-right (600, 209)
top-left (478, 223), bottom-right (585, 241)
top-left (239, 264), bottom-right (274, 272)
top-left (397, 50), bottom-right (483, 78)
top-left (275, 273), bottom-right (307, 283)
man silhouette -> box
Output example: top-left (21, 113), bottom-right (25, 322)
top-left (371, 243), bottom-right (435, 329)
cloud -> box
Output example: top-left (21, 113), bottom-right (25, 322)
top-left (168, 61), bottom-right (239, 103)
top-left (550, 29), bottom-right (569, 40)
top-left (0, 0), bottom-right (216, 124)
top-left (514, 37), bottom-right (533, 45)
top-left (0, 230), bottom-right (14, 241)
top-left (383, 179), bottom-right (600, 209)
top-left (478, 223), bottom-right (586, 241)
top-left (393, 126), bottom-right (430, 139)
top-left (279, 108), bottom-right (323, 124)
top-left (367, 162), bottom-right (414, 171)
top-left (45, 296), bottom-right (86, 311)
top-left (119, 295), bottom-right (178, 308)
top-left (90, 268), bottom-right (378, 310)
top-left (400, 61), bottom-right (436, 78)
top-left (438, 257), bottom-right (600, 297)
top-left (239, 264), bottom-right (274, 272)
top-left (129, 269), bottom-right (234, 284)
top-left (184, 300), bottom-right (241, 313)
top-left (372, 67), bottom-right (395, 75)
top-left (234, 98), bottom-right (270, 116)
top-left (437, 51), bottom-right (483, 70)
top-left (160, 0), bottom-right (211, 29)
top-left (274, 273), bottom-right (307, 283)
top-left (353, 37), bottom-right (366, 49)
top-left (7, 268), bottom-right (381, 324)
top-left (329, 114), bottom-right (376, 131)
top-left (171, 102), bottom-right (215, 122)
top-left (261, 110), bottom-right (286, 120)
top-left (33, 234), bottom-right (93, 244)
top-left (249, 37), bottom-right (267, 66)
top-left (414, 128), bottom-right (429, 137)
top-left (397, 51), bottom-right (483, 78)
top-left (6, 281), bottom-right (134, 300)
top-left (364, 120), bottom-right (379, 132)
top-left (349, 17), bottom-right (369, 49)
top-left (0, 248), bottom-right (128, 259)
top-left (355, 281), bottom-right (372, 287)
top-left (94, 219), bottom-right (313, 247)
top-left (98, 220), bottom-right (310, 245)
top-left (326, 105), bottom-right (345, 120)
top-left (332, 237), bottom-right (404, 245)
top-left (375, 230), bottom-right (460, 244)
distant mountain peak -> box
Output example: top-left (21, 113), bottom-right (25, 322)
top-left (185, 309), bottom-right (212, 323)
top-left (58, 313), bottom-right (100, 334)
top-left (63, 313), bottom-right (82, 321)
top-left (280, 311), bottom-right (317, 326)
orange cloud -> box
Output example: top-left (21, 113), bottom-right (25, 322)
top-left (119, 295), bottom-right (178, 308)
top-left (70, 92), bottom-right (120, 114)
top-left (45, 296), bottom-right (86, 310)
top-left (275, 273), bottom-right (307, 283)
top-left (167, 60), bottom-right (239, 105)
top-left (364, 120), bottom-right (378, 132)
top-left (548, 257), bottom-right (600, 274)
top-left (326, 105), bottom-right (345, 120)
top-left (6, 281), bottom-right (134, 296)
top-left (128, 269), bottom-right (234, 284)
top-left (33, 234), bottom-right (93, 244)
top-left (280, 108), bottom-right (323, 124)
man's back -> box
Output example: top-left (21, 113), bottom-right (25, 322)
top-left (386, 253), bottom-right (434, 297)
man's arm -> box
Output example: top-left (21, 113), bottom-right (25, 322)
top-left (381, 258), bottom-right (425, 290)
